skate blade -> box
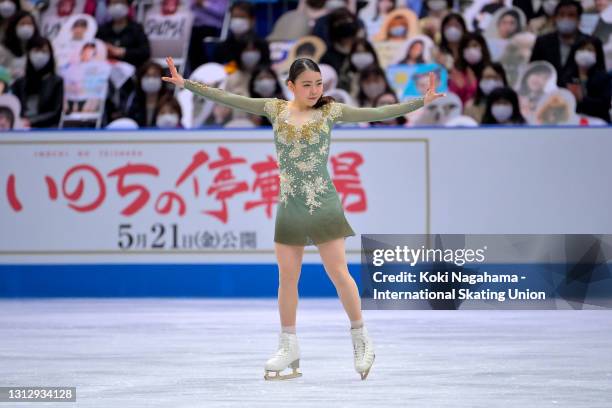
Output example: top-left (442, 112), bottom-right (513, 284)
top-left (264, 368), bottom-right (302, 381)
top-left (359, 353), bottom-right (375, 380)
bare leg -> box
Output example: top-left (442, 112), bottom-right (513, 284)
top-left (274, 242), bottom-right (305, 328)
top-left (317, 238), bottom-right (362, 322)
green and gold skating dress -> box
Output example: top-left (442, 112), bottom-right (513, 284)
top-left (184, 79), bottom-right (424, 246)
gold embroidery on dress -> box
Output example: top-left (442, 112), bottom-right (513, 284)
top-left (301, 176), bottom-right (328, 214)
top-left (279, 170), bottom-right (296, 206)
top-left (318, 139), bottom-right (329, 156)
top-left (295, 152), bottom-right (319, 172)
top-left (271, 100), bottom-right (337, 144)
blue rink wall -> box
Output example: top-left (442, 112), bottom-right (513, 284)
top-left (0, 264), bottom-right (361, 297)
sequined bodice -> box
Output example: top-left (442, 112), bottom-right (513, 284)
top-left (264, 99), bottom-right (342, 214)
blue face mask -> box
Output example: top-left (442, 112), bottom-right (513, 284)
top-left (389, 25), bottom-right (407, 37)
top-left (556, 18), bottom-right (577, 34)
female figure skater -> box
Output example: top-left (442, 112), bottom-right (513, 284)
top-left (162, 56), bottom-right (443, 381)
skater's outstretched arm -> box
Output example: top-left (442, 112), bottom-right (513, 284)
top-left (161, 57), bottom-right (270, 116)
top-left (334, 71), bottom-right (445, 123)
top-left (335, 98), bottom-right (425, 123)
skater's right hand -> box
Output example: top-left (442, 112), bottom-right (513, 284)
top-left (161, 56), bottom-right (185, 89)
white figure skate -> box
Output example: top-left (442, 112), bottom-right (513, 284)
top-left (264, 332), bottom-right (302, 380)
top-left (351, 325), bottom-right (375, 380)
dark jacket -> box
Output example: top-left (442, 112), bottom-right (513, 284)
top-left (96, 20), bottom-right (151, 69)
top-left (560, 69), bottom-right (611, 123)
top-left (11, 73), bottom-right (63, 128)
top-left (530, 31), bottom-right (603, 82)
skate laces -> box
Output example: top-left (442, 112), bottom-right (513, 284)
top-left (275, 334), bottom-right (292, 358)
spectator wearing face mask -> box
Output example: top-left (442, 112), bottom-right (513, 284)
top-left (212, 1), bottom-right (259, 64)
top-left (346, 38), bottom-right (380, 99)
top-left (449, 32), bottom-right (491, 104)
top-left (0, 0), bottom-right (19, 43)
top-left (127, 60), bottom-right (172, 127)
top-left (530, 0), bottom-right (604, 83)
top-left (224, 37), bottom-right (270, 99)
top-left (482, 87), bottom-right (526, 125)
top-left (356, 65), bottom-right (394, 107)
top-left (1, 10), bottom-right (39, 78)
top-left (434, 12), bottom-right (466, 71)
top-left (153, 95), bottom-right (183, 129)
top-left (96, 0), bottom-right (150, 69)
top-left (248, 66), bottom-right (285, 126)
top-left (465, 62), bottom-right (508, 123)
top-left (11, 36), bottom-right (63, 128)
top-left (312, 0), bottom-right (365, 46)
top-left (560, 38), bottom-right (611, 122)
top-left (320, 8), bottom-right (359, 91)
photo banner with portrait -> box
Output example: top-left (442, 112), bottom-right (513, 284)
top-left (386, 63), bottom-right (447, 101)
top-left (143, 4), bottom-right (194, 61)
top-left (40, 0), bottom-right (88, 40)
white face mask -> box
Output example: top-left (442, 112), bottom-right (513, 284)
top-left (574, 50), bottom-right (597, 68)
top-left (542, 0), bottom-right (558, 16)
top-left (0, 0), bottom-right (16, 18)
top-left (16, 24), bottom-right (35, 41)
top-left (141, 76), bottom-right (162, 93)
top-left (427, 0), bottom-right (447, 11)
top-left (556, 18), bottom-right (577, 34)
top-left (241, 50), bottom-right (261, 69)
top-left (351, 52), bottom-right (375, 70)
top-left (156, 113), bottom-right (179, 128)
top-left (325, 0), bottom-right (345, 10)
top-left (29, 51), bottom-right (50, 70)
top-left (108, 3), bottom-right (129, 20)
top-left (463, 46), bottom-right (482, 65)
top-left (253, 78), bottom-right (276, 96)
top-left (363, 81), bottom-right (385, 99)
top-left (444, 26), bottom-right (462, 42)
top-left (491, 103), bottom-right (513, 122)
top-left (230, 17), bottom-right (250, 35)
top-left (29, 51), bottom-right (51, 71)
top-left (479, 78), bottom-right (503, 95)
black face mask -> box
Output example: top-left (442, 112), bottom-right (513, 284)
top-left (332, 21), bottom-right (357, 40)
top-left (306, 0), bottom-right (326, 9)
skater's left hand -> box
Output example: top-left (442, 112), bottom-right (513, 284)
top-left (423, 71), bottom-right (446, 105)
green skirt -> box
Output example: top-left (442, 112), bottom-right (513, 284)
top-left (274, 189), bottom-right (355, 246)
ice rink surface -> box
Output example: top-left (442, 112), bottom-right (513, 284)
top-left (1, 298), bottom-right (611, 407)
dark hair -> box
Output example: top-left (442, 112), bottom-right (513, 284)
top-left (348, 38), bottom-right (381, 72)
top-left (356, 64), bottom-right (394, 106)
top-left (456, 32), bottom-right (491, 76)
top-left (482, 87), bottom-right (525, 124)
top-left (555, 0), bottom-right (583, 17)
top-left (24, 36), bottom-right (56, 93)
top-left (230, 1), bottom-right (255, 18)
top-left (286, 58), bottom-right (334, 109)
top-left (153, 95), bottom-right (182, 123)
top-left (3, 11), bottom-right (39, 57)
top-left (328, 7), bottom-right (358, 44)
top-left (236, 36), bottom-right (270, 71)
top-left (371, 92), bottom-right (406, 126)
top-left (249, 65), bottom-right (284, 99)
top-left (439, 12), bottom-right (466, 54)
top-left (474, 62), bottom-right (508, 104)
top-left (560, 37), bottom-right (606, 86)
top-left (0, 106), bottom-right (15, 129)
